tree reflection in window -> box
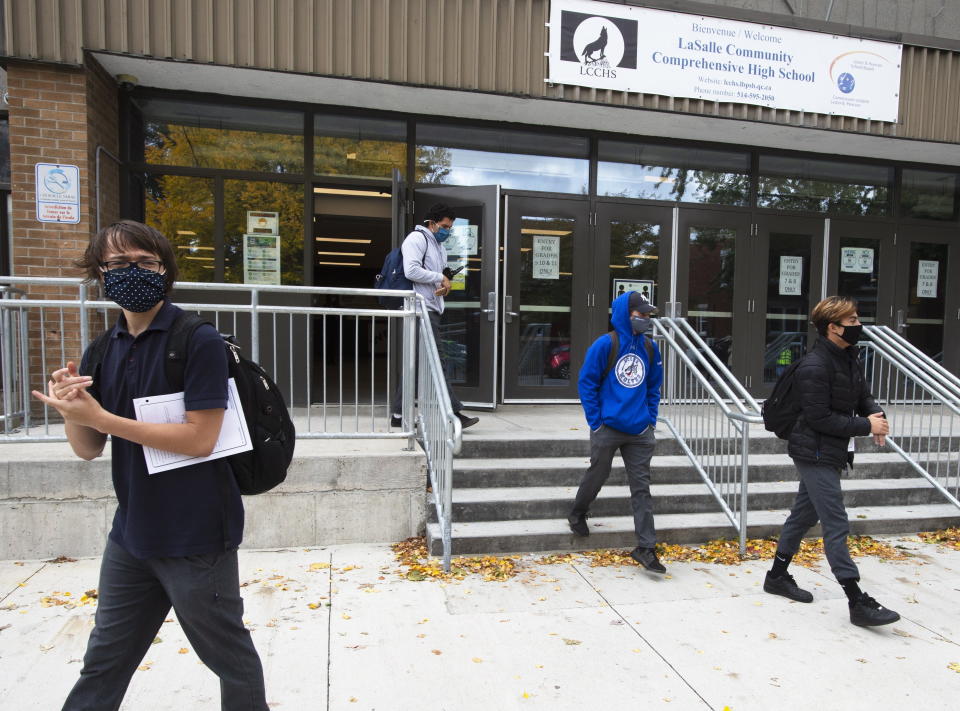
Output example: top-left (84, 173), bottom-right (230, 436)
top-left (145, 175), bottom-right (216, 283)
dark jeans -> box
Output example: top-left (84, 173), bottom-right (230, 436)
top-left (62, 538), bottom-right (268, 711)
top-left (391, 309), bottom-right (463, 416)
top-left (776, 459), bottom-right (860, 582)
top-left (570, 424), bottom-right (657, 548)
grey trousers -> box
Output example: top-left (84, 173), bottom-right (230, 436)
top-left (570, 424), bottom-right (657, 548)
top-left (776, 459), bottom-right (860, 582)
top-left (391, 309), bottom-right (463, 415)
top-left (62, 538), bottom-right (268, 711)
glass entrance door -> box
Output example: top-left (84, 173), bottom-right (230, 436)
top-left (414, 185), bottom-right (501, 408)
top-left (502, 196), bottom-right (590, 401)
top-left (595, 202), bottom-right (672, 327)
top-left (828, 219), bottom-right (895, 329)
top-left (753, 216), bottom-right (825, 394)
top-left (893, 228), bottom-right (959, 369)
top-left (676, 209), bottom-right (752, 385)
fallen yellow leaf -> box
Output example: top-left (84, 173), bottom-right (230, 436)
top-left (178, 648), bottom-right (189, 655)
top-left (472, 657), bottom-right (483, 663)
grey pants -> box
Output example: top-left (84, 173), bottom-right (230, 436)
top-left (62, 538), bottom-right (268, 711)
top-left (776, 459), bottom-right (860, 582)
top-left (570, 424), bottom-right (657, 548)
top-left (391, 309), bottom-right (463, 416)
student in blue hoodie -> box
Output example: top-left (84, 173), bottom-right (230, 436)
top-left (568, 291), bottom-right (665, 573)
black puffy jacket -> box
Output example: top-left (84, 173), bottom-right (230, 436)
top-left (787, 336), bottom-right (882, 469)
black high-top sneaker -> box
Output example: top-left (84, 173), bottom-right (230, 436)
top-left (763, 571), bottom-right (814, 603)
top-left (849, 592), bottom-right (900, 627)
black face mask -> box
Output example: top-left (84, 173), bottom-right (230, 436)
top-left (835, 323), bottom-right (863, 345)
top-left (630, 316), bottom-right (652, 335)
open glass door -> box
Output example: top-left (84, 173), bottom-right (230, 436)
top-left (413, 185), bottom-right (501, 408)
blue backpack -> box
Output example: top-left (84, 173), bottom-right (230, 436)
top-left (374, 232), bottom-right (427, 309)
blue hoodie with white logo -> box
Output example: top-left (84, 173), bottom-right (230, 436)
top-left (578, 291), bottom-right (663, 435)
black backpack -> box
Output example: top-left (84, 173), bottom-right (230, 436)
top-left (761, 352), bottom-right (833, 440)
top-left (84, 311), bottom-right (295, 494)
top-left (602, 331), bottom-right (655, 380)
top-left (374, 231), bottom-right (427, 308)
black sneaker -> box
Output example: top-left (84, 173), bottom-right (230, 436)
top-left (457, 413), bottom-right (479, 429)
top-left (630, 546), bottom-right (666, 574)
top-left (568, 513), bottom-right (589, 537)
top-left (849, 592), bottom-right (900, 627)
top-left (763, 571), bottom-right (813, 603)
top-left (390, 414), bottom-right (402, 428)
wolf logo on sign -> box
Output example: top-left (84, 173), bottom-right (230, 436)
top-left (581, 25), bottom-right (608, 64)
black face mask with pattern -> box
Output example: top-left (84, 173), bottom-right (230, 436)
top-left (102, 266), bottom-right (167, 313)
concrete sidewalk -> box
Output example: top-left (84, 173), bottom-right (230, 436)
top-left (2, 536), bottom-right (959, 710)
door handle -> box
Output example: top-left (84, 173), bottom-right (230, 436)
top-left (504, 295), bottom-right (518, 323)
top-left (896, 309), bottom-right (908, 332)
top-left (480, 291), bottom-right (496, 322)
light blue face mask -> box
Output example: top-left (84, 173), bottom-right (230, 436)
top-left (434, 227), bottom-right (451, 243)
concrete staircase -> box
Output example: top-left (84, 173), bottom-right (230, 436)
top-left (427, 432), bottom-right (960, 555)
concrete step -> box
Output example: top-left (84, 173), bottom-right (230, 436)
top-left (457, 432), bottom-right (960, 460)
top-left (426, 503), bottom-right (960, 556)
top-left (428, 477), bottom-right (945, 523)
top-left (453, 452), bottom-right (952, 488)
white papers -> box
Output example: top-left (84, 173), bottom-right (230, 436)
top-left (133, 378), bottom-right (253, 475)
top-left (532, 235), bottom-right (561, 280)
top-left (917, 260), bottom-right (939, 298)
top-left (778, 256), bottom-right (803, 296)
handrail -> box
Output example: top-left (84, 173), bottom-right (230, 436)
top-left (862, 325), bottom-right (960, 511)
top-left (866, 325), bottom-right (960, 404)
top-left (412, 296), bottom-right (462, 572)
top-left (665, 317), bottom-right (763, 416)
top-left (654, 319), bottom-right (761, 554)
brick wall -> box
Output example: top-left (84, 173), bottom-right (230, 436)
top-left (5, 58), bottom-right (120, 417)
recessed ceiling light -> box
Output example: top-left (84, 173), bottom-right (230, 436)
top-left (315, 237), bottom-right (373, 244)
top-left (314, 188), bottom-right (389, 197)
top-left (316, 251), bottom-right (365, 257)
top-left (317, 261), bottom-right (362, 267)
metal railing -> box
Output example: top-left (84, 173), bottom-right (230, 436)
top-left (654, 318), bottom-right (763, 554)
top-left (862, 325), bottom-right (960, 510)
top-left (0, 277), bottom-right (462, 564)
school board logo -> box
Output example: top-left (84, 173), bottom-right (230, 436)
top-left (615, 353), bottom-right (645, 388)
top-left (560, 11), bottom-right (638, 79)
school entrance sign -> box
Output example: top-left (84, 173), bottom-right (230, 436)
top-left (548, 0), bottom-right (902, 122)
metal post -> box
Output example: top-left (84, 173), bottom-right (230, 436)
top-left (402, 294), bottom-right (417, 451)
top-left (78, 283), bottom-right (88, 352)
top-left (739, 423), bottom-right (750, 556)
top-left (443, 442), bottom-right (453, 572)
top-left (250, 288), bottom-right (260, 363)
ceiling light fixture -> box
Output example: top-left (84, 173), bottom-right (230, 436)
top-left (315, 237), bottom-right (373, 244)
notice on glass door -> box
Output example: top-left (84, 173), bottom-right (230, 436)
top-left (243, 233), bottom-right (281, 285)
top-left (840, 247), bottom-right (874, 274)
top-left (917, 260), bottom-right (939, 298)
top-left (779, 256), bottom-right (803, 296)
top-left (532, 236), bottom-right (560, 280)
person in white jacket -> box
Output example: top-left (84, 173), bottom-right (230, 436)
top-left (391, 203), bottom-right (479, 430)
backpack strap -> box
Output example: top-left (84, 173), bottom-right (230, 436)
top-left (602, 331), bottom-right (619, 380)
top-left (79, 328), bottom-right (115, 402)
top-left (163, 310), bottom-right (212, 393)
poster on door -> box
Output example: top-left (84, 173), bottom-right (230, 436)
top-left (779, 256), bottom-right (803, 296)
top-left (243, 234), bottom-right (281, 285)
top-left (532, 236), bottom-right (561, 279)
top-left (613, 279), bottom-right (654, 305)
top-left (445, 223), bottom-right (478, 256)
top-left (447, 257), bottom-right (468, 291)
top-left (840, 247), bottom-right (874, 274)
top-left (917, 260), bottom-right (939, 298)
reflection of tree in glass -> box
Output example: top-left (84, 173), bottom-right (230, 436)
top-left (758, 176), bottom-right (888, 216)
top-left (145, 175), bottom-right (215, 283)
top-left (314, 136), bottom-right (405, 178)
top-left (414, 146), bottom-right (453, 183)
top-left (689, 227), bottom-right (734, 309)
top-left (145, 123), bottom-right (303, 173)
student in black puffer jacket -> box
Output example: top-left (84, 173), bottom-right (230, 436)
top-left (763, 296), bottom-right (901, 628)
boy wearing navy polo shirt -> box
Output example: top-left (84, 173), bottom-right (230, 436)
top-left (34, 221), bottom-right (268, 711)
